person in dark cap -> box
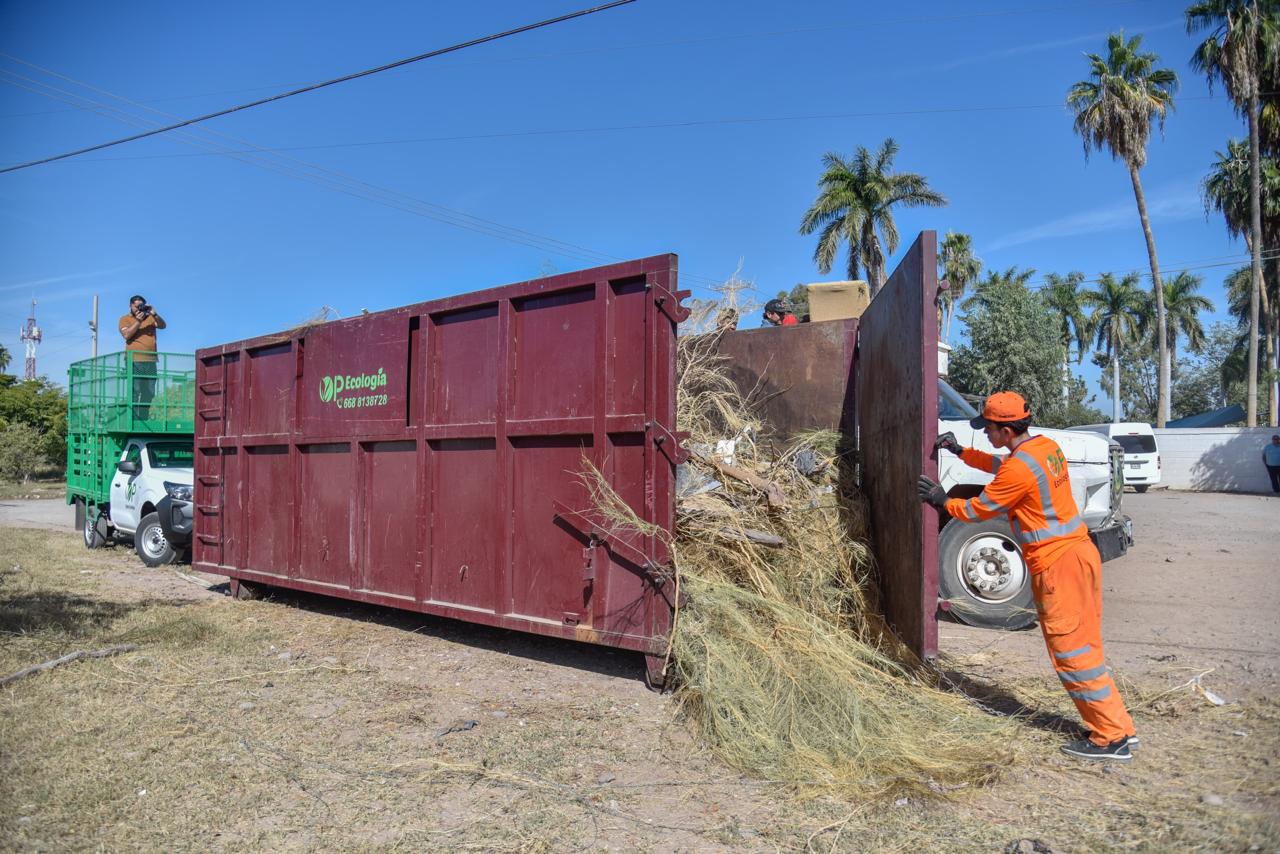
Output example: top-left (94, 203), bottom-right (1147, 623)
top-left (762, 298), bottom-right (798, 327)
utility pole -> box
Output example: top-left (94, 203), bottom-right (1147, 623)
top-left (89, 295), bottom-right (99, 357)
top-left (19, 299), bottom-right (41, 380)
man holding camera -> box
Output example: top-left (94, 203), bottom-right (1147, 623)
top-left (118, 294), bottom-right (167, 419)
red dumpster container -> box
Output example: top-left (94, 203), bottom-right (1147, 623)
top-left (193, 255), bottom-right (690, 685)
top-left (195, 233), bottom-right (942, 676)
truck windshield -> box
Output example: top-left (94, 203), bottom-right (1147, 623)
top-left (938, 379), bottom-right (978, 420)
top-left (147, 442), bottom-right (194, 468)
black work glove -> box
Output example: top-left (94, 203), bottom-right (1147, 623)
top-left (933, 431), bottom-right (963, 456)
top-left (916, 475), bottom-right (948, 509)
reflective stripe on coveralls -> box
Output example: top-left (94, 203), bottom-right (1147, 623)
top-left (946, 437), bottom-right (1091, 574)
top-left (1010, 449), bottom-right (1087, 544)
top-left (1032, 540), bottom-right (1135, 744)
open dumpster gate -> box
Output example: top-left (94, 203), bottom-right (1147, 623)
top-left (194, 234), bottom-right (940, 677)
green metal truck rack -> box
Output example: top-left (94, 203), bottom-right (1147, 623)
top-left (66, 351), bottom-right (196, 517)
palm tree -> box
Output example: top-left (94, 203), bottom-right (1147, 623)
top-left (1225, 263), bottom-right (1280, 419)
top-left (799, 138), bottom-right (947, 298)
top-left (961, 266), bottom-right (1036, 314)
top-left (1042, 272), bottom-right (1092, 405)
top-left (1162, 272), bottom-right (1214, 358)
top-left (1159, 273), bottom-right (1215, 418)
top-left (1204, 139), bottom-right (1280, 424)
top-left (1068, 30), bottom-right (1178, 426)
top-left (1082, 272), bottom-right (1146, 422)
top-left (0, 342), bottom-right (10, 374)
top-left (1189, 0), bottom-right (1280, 426)
top-left (938, 231), bottom-right (981, 343)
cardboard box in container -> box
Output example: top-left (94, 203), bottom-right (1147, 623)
top-left (806, 280), bottom-right (870, 322)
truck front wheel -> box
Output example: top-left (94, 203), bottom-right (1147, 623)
top-left (135, 512), bottom-right (178, 567)
top-left (937, 518), bottom-right (1037, 631)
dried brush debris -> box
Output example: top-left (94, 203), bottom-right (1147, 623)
top-left (588, 331), bottom-right (1015, 797)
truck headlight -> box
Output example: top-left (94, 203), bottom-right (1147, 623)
top-left (164, 481), bottom-right (193, 502)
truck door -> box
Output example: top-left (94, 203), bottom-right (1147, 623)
top-left (110, 441), bottom-right (144, 531)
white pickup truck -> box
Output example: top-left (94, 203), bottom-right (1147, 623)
top-left (89, 437), bottom-right (195, 567)
top-left (935, 380), bottom-right (1132, 629)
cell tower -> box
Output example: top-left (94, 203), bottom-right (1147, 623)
top-left (19, 299), bottom-right (41, 380)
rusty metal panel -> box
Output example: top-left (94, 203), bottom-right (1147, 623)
top-left (857, 232), bottom-right (940, 660)
top-left (195, 256), bottom-right (686, 665)
top-left (713, 319), bottom-right (858, 440)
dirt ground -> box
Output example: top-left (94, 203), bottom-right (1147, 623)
top-left (1, 489), bottom-right (1277, 852)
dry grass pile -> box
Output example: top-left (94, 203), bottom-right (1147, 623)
top-left (654, 332), bottom-right (1015, 794)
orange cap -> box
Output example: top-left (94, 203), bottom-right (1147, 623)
top-left (969, 391), bottom-right (1030, 428)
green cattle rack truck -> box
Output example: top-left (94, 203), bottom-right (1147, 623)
top-left (66, 351), bottom-right (196, 566)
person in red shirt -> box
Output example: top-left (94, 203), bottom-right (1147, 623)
top-left (763, 298), bottom-right (798, 327)
top-left (917, 391), bottom-right (1138, 762)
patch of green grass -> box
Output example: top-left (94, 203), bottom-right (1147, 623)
top-left (0, 475), bottom-right (66, 501)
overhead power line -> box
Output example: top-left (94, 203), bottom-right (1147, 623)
top-left (0, 0), bottom-right (1157, 121)
top-left (0, 60), bottom-right (728, 289)
top-left (5, 93), bottom-right (1237, 163)
top-left (1019, 250), bottom-right (1280, 291)
top-left (0, 0), bottom-right (636, 175)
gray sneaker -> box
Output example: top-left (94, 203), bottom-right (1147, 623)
top-left (1061, 737), bottom-right (1133, 762)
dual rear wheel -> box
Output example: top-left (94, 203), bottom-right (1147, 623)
top-left (937, 518), bottom-right (1037, 631)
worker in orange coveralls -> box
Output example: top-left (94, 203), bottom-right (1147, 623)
top-left (916, 391), bottom-right (1139, 761)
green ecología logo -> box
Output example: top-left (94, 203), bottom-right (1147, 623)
top-left (319, 368), bottom-right (390, 410)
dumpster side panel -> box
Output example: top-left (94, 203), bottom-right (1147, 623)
top-left (195, 255), bottom-right (684, 659)
top-left (427, 439), bottom-right (498, 609)
top-left (856, 231), bottom-right (940, 660)
top-left (298, 443), bottom-right (355, 587)
top-left (361, 440), bottom-right (419, 599)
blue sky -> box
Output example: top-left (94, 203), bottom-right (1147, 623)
top-left (0, 0), bottom-right (1246, 410)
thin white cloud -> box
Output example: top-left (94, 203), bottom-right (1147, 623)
top-left (912, 18), bottom-right (1183, 76)
top-left (0, 264), bottom-right (140, 294)
top-left (982, 185), bottom-right (1202, 253)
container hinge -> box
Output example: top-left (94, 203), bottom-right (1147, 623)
top-left (653, 284), bottom-right (692, 324)
top-left (646, 420), bottom-right (690, 465)
top-left (553, 501), bottom-right (669, 584)
top-left (582, 535), bottom-right (600, 582)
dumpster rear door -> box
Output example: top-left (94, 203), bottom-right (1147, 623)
top-left (856, 231), bottom-right (940, 660)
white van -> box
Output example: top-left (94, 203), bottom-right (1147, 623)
top-left (1068, 422), bottom-right (1160, 492)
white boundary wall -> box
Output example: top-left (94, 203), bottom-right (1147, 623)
top-left (1153, 427), bottom-right (1279, 493)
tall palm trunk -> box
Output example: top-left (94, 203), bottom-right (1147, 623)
top-left (1127, 162), bottom-right (1169, 426)
top-left (1262, 253), bottom-right (1277, 425)
top-left (1112, 348), bottom-right (1122, 423)
top-left (1062, 352), bottom-right (1070, 406)
top-left (1247, 89), bottom-right (1263, 426)
top-left (860, 220), bottom-right (880, 298)
top-left (1264, 282), bottom-right (1277, 425)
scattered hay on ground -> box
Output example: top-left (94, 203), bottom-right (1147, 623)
top-left (585, 332), bottom-right (1017, 797)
